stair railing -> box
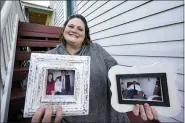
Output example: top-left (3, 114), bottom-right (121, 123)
top-left (1, 1), bottom-right (20, 122)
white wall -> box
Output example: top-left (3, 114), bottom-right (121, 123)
top-left (49, 1), bottom-right (67, 27)
top-left (76, 1), bottom-right (184, 122)
top-left (15, 1), bottom-right (26, 22)
top-left (138, 77), bottom-right (156, 98)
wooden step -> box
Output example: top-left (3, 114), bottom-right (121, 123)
top-left (13, 67), bottom-right (29, 81)
top-left (15, 52), bottom-right (31, 60)
top-left (18, 31), bottom-right (60, 38)
top-left (15, 51), bottom-right (45, 60)
top-left (17, 39), bottom-right (58, 47)
top-left (10, 88), bottom-right (25, 101)
top-left (18, 22), bottom-right (62, 39)
top-left (14, 67), bottom-right (29, 72)
top-left (8, 100), bottom-right (25, 122)
top-left (8, 21), bottom-right (63, 122)
top-left (18, 22), bottom-right (62, 34)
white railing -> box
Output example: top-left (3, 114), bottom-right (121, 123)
top-left (0, 1), bottom-right (23, 122)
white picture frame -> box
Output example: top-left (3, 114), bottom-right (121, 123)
top-left (23, 53), bottom-right (91, 118)
top-left (108, 63), bottom-right (181, 117)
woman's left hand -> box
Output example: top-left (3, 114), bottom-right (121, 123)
top-left (133, 103), bottom-right (158, 121)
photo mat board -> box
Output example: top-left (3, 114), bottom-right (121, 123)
top-left (116, 73), bottom-right (170, 107)
top-left (23, 53), bottom-right (91, 118)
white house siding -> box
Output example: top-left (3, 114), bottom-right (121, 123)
top-left (76, 1), bottom-right (184, 122)
top-left (49, 1), bottom-right (67, 27)
top-left (15, 1), bottom-right (26, 22)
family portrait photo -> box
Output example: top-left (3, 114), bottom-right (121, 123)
top-left (116, 73), bottom-right (170, 106)
top-left (46, 69), bottom-right (75, 95)
top-left (120, 77), bottom-right (163, 101)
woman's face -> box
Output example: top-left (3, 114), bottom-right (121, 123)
top-left (48, 74), bottom-right (52, 81)
top-left (63, 18), bottom-right (85, 45)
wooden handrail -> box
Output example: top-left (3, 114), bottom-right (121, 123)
top-left (0, 1), bottom-right (12, 37)
top-left (0, 1), bottom-right (25, 122)
top-left (1, 14), bottom-right (19, 122)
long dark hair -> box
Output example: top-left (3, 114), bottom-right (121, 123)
top-left (47, 73), bottom-right (54, 83)
top-left (58, 14), bottom-right (91, 45)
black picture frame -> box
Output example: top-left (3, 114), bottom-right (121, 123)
top-left (116, 73), bottom-right (170, 107)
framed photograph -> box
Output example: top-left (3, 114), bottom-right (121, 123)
top-left (116, 73), bottom-right (170, 107)
top-left (23, 53), bottom-right (91, 118)
top-left (108, 64), bottom-right (181, 117)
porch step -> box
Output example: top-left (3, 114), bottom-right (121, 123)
top-left (15, 51), bottom-right (45, 60)
top-left (17, 39), bottom-right (58, 47)
top-left (18, 22), bottom-right (62, 38)
top-left (13, 67), bottom-right (28, 81)
top-left (15, 52), bottom-right (31, 60)
top-left (14, 67), bottom-right (29, 72)
top-left (18, 22), bottom-right (62, 34)
top-left (10, 88), bottom-right (25, 101)
top-left (9, 21), bottom-right (62, 122)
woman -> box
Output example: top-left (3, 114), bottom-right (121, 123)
top-left (31, 14), bottom-right (158, 123)
top-left (46, 73), bottom-right (55, 95)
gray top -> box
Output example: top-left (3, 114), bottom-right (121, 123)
top-left (23, 43), bottom-right (129, 123)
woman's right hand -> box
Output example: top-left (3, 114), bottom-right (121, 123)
top-left (31, 105), bottom-right (63, 123)
top-left (133, 103), bottom-right (158, 121)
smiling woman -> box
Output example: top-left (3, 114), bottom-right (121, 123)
top-left (64, 18), bottom-right (85, 45)
top-left (58, 14), bottom-right (91, 55)
top-left (23, 14), bottom-right (159, 123)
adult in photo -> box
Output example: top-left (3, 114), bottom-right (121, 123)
top-left (54, 76), bottom-right (62, 95)
top-left (126, 81), bottom-right (142, 99)
top-left (127, 81), bottom-right (142, 91)
top-left (65, 71), bottom-right (71, 95)
top-left (23, 14), bottom-right (159, 123)
top-left (60, 71), bottom-right (66, 94)
top-left (46, 73), bottom-right (55, 95)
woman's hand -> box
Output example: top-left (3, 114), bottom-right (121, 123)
top-left (31, 105), bottom-right (63, 123)
top-left (133, 103), bottom-right (158, 121)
